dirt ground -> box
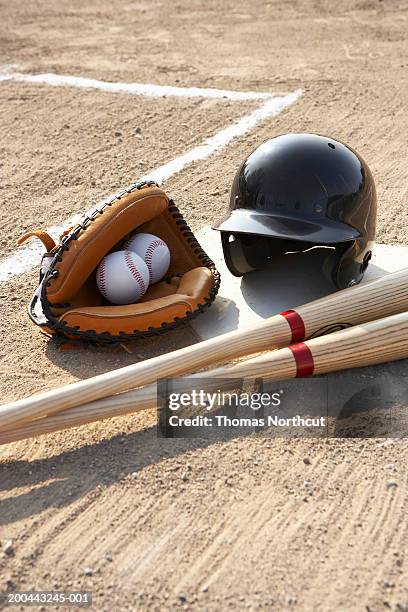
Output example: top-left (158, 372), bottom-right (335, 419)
top-left (0, 0), bottom-right (408, 610)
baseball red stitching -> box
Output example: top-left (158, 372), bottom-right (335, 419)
top-left (124, 251), bottom-right (147, 294)
top-left (97, 259), bottom-right (108, 300)
top-left (145, 240), bottom-right (165, 279)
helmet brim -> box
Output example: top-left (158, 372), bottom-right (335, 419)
top-left (212, 209), bottom-right (360, 245)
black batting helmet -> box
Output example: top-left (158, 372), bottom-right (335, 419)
top-left (213, 133), bottom-right (377, 289)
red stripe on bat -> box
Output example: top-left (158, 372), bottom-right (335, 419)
top-left (289, 343), bottom-right (315, 377)
top-left (280, 310), bottom-right (305, 343)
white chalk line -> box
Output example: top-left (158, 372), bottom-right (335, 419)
top-left (140, 91), bottom-right (301, 184)
top-left (0, 214), bottom-right (84, 283)
top-left (0, 70), bottom-right (273, 102)
top-left (0, 69), bottom-right (301, 283)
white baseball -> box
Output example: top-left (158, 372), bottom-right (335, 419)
top-left (124, 232), bottom-right (170, 284)
top-left (96, 250), bottom-right (149, 305)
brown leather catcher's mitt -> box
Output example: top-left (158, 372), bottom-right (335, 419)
top-left (20, 181), bottom-right (220, 344)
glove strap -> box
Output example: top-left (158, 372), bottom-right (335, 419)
top-left (18, 230), bottom-right (56, 252)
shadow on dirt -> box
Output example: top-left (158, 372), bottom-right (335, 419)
top-left (0, 426), bottom-right (217, 524)
top-left (43, 324), bottom-right (201, 381)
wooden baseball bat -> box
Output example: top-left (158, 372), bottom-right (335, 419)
top-left (2, 311), bottom-right (408, 445)
top-left (1, 267), bottom-right (408, 432)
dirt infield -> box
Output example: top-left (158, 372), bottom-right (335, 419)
top-left (1, 1), bottom-right (408, 610)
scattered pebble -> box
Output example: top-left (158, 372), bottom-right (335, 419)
top-left (3, 541), bottom-right (14, 556)
top-left (387, 481), bottom-right (398, 489)
top-left (84, 567), bottom-right (93, 576)
top-left (303, 457), bottom-right (311, 465)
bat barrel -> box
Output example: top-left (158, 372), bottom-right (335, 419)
top-left (221, 311), bottom-right (408, 381)
top-left (299, 267), bottom-right (408, 338)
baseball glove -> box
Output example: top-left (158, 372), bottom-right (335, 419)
top-left (20, 181), bottom-right (220, 344)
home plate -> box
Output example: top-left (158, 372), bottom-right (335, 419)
top-left (191, 226), bottom-right (408, 341)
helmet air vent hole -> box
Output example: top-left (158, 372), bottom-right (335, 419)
top-left (328, 142), bottom-right (335, 149)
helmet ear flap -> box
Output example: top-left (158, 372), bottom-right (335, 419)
top-left (221, 233), bottom-right (253, 276)
top-left (328, 241), bottom-right (372, 289)
top-left (322, 248), bottom-right (339, 287)
top-left (221, 233), bottom-right (272, 276)
top-left (322, 243), bottom-right (361, 289)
